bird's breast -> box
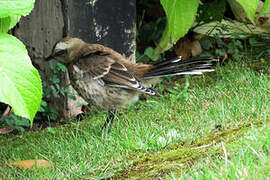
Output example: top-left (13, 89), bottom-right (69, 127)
top-left (68, 66), bottom-right (139, 109)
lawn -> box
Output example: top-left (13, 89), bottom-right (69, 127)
top-left (0, 60), bottom-right (270, 179)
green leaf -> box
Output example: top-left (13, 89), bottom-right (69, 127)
top-left (0, 15), bottom-right (21, 33)
top-left (57, 62), bottom-right (67, 72)
top-left (0, 0), bottom-right (35, 18)
top-left (231, 0), bottom-right (259, 22)
top-left (0, 33), bottom-right (42, 126)
top-left (144, 47), bottom-right (160, 61)
top-left (200, 38), bottom-right (213, 50)
top-left (194, 19), bottom-right (269, 38)
top-left (154, 0), bottom-right (200, 56)
top-left (259, 0), bottom-right (270, 16)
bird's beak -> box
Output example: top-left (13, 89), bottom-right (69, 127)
top-left (45, 55), bottom-right (54, 61)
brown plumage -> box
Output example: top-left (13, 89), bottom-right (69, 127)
top-left (47, 37), bottom-right (217, 131)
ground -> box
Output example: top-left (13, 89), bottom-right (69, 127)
top-left (0, 60), bottom-right (270, 179)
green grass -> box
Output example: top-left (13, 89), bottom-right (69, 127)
top-left (0, 60), bottom-right (270, 179)
top-left (180, 124), bottom-right (270, 180)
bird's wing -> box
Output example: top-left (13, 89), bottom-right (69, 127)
top-left (76, 52), bottom-right (155, 95)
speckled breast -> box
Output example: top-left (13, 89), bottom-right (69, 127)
top-left (68, 66), bottom-right (140, 110)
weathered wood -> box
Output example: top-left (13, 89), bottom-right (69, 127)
top-left (14, 0), bottom-right (64, 62)
top-left (64, 0), bottom-right (136, 61)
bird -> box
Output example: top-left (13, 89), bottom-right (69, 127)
top-left (46, 37), bottom-right (217, 131)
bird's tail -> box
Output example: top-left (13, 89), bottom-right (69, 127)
top-left (143, 57), bottom-right (217, 79)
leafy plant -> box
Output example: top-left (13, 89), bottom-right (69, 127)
top-left (148, 0), bottom-right (270, 60)
top-left (248, 37), bottom-right (270, 59)
top-left (153, 0), bottom-right (200, 57)
top-left (136, 47), bottom-right (162, 62)
top-left (199, 29), bottom-right (245, 61)
top-left (0, 15), bottom-right (21, 33)
top-left (1, 114), bottom-right (30, 132)
top-left (259, 0), bottom-right (270, 16)
top-left (43, 61), bottom-right (69, 99)
top-left (36, 61), bottom-right (75, 121)
top-left (228, 0), bottom-right (259, 23)
top-left (196, 0), bottom-right (226, 24)
top-left (0, 0), bottom-right (42, 127)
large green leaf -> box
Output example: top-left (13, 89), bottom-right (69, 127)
top-left (194, 19), bottom-right (269, 38)
top-left (0, 0), bottom-right (35, 18)
top-left (259, 0), bottom-right (270, 16)
top-left (153, 0), bottom-right (200, 56)
top-left (0, 15), bottom-right (21, 33)
top-left (0, 33), bottom-right (42, 125)
top-left (0, 0), bottom-right (35, 33)
top-left (233, 0), bottom-right (259, 22)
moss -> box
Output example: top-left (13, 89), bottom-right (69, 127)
top-left (115, 119), bottom-right (264, 179)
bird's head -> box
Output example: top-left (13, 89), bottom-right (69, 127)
top-left (46, 37), bottom-right (86, 64)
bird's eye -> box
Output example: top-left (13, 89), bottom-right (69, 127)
top-left (55, 49), bottom-right (67, 56)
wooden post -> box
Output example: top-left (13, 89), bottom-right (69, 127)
top-left (64, 0), bottom-right (136, 61)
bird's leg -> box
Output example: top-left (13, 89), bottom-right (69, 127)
top-left (101, 108), bottom-right (117, 133)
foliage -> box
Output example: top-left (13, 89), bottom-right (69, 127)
top-left (0, 0), bottom-right (35, 18)
top-left (136, 47), bottom-right (162, 62)
top-left (43, 61), bottom-right (69, 99)
top-left (0, 33), bottom-right (42, 125)
top-left (200, 36), bottom-right (244, 61)
top-left (193, 19), bottom-right (269, 38)
top-left (0, 0), bottom-right (34, 33)
top-left (0, 0), bottom-right (42, 127)
top-left (227, 0), bottom-right (270, 31)
top-left (2, 60), bottom-right (75, 131)
top-left (228, 0), bottom-right (259, 23)
top-left (137, 16), bottom-right (166, 46)
top-left (36, 61), bottom-right (75, 121)
top-left (197, 20), bottom-right (270, 60)
top-left (153, 0), bottom-right (200, 57)
top-left (138, 0), bottom-right (270, 61)
top-left (1, 114), bottom-right (30, 132)
top-left (198, 23), bottom-right (245, 61)
top-left (259, 0), bottom-right (270, 16)
top-left (196, 0), bottom-right (226, 24)
top-left (248, 37), bottom-right (270, 59)
top-left (0, 15), bottom-right (21, 33)
top-left (136, 12), bottom-right (166, 62)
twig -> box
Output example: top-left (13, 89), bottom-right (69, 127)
top-left (2, 105), bottom-right (11, 117)
top-left (221, 142), bottom-right (228, 166)
top-left (191, 142), bottom-right (213, 150)
top-left (0, 105), bottom-right (12, 121)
